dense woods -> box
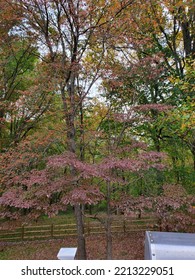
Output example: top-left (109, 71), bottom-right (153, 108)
top-left (0, 0), bottom-right (194, 259)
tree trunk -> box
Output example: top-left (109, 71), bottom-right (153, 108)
top-left (0, 109), bottom-right (4, 151)
top-left (74, 204), bottom-right (87, 260)
top-left (106, 217), bottom-right (112, 260)
top-left (66, 113), bottom-right (87, 259)
top-left (61, 78), bottom-right (87, 259)
top-left (192, 150), bottom-right (195, 172)
top-left (191, 139), bottom-right (195, 172)
top-left (172, 156), bottom-right (180, 183)
top-left (106, 182), bottom-right (112, 260)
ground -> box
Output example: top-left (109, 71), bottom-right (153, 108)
top-left (0, 232), bottom-right (145, 260)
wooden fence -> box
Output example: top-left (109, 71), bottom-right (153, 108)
top-left (0, 217), bottom-right (158, 242)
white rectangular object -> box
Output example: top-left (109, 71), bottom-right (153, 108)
top-left (145, 231), bottom-right (195, 260)
top-left (57, 247), bottom-right (77, 260)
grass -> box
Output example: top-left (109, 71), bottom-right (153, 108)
top-left (38, 213), bottom-right (76, 225)
top-left (0, 211), bottom-right (75, 228)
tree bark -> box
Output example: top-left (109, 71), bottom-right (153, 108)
top-left (65, 112), bottom-right (87, 259)
top-left (106, 181), bottom-right (112, 260)
top-left (74, 204), bottom-right (87, 260)
top-left (61, 72), bottom-right (87, 259)
top-left (191, 141), bottom-right (195, 172)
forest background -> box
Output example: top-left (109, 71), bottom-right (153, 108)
top-left (0, 0), bottom-right (194, 259)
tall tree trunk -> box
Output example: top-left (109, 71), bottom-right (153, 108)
top-left (0, 109), bottom-right (4, 151)
top-left (66, 111), bottom-right (87, 259)
top-left (193, 154), bottom-right (195, 172)
top-left (61, 75), bottom-right (87, 259)
top-left (191, 145), bottom-right (195, 172)
top-left (106, 181), bottom-right (112, 260)
top-left (172, 155), bottom-right (180, 183)
top-left (74, 204), bottom-right (87, 260)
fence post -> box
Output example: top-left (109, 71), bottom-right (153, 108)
top-left (21, 226), bottom-right (25, 241)
top-left (87, 221), bottom-right (90, 235)
top-left (51, 224), bottom-right (54, 238)
top-left (123, 220), bottom-right (126, 233)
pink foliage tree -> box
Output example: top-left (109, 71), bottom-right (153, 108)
top-left (116, 184), bottom-right (195, 233)
top-left (0, 132), bottom-right (167, 259)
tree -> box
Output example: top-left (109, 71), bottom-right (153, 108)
top-left (0, 0), bottom-right (135, 259)
top-left (0, 1), bottom-right (54, 151)
top-left (117, 184), bottom-right (195, 232)
top-left (100, 0), bottom-right (195, 189)
top-left (0, 130), bottom-right (166, 259)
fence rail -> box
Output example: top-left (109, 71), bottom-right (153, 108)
top-left (0, 217), bottom-right (158, 242)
